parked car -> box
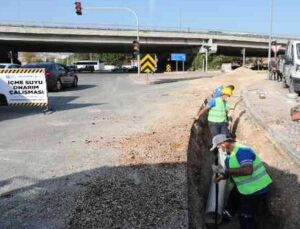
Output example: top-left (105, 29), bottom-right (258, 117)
top-left (74, 60), bottom-right (105, 73)
top-left (22, 62), bottom-right (78, 92)
top-left (281, 40), bottom-right (300, 94)
top-left (104, 65), bottom-right (117, 72)
top-left (67, 65), bottom-right (78, 72)
top-left (112, 65), bottom-right (138, 73)
top-left (112, 65), bottom-right (129, 73)
top-left (0, 63), bottom-right (21, 69)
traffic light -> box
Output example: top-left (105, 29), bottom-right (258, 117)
top-left (75, 1), bottom-right (82, 15)
top-left (132, 40), bottom-right (140, 56)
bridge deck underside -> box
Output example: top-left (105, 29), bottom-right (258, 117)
top-left (0, 39), bottom-right (279, 57)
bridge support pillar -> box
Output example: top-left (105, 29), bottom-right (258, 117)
top-left (0, 49), bottom-right (20, 64)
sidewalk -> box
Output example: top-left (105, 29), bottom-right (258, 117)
top-left (243, 79), bottom-right (300, 163)
top-left (129, 71), bottom-right (220, 84)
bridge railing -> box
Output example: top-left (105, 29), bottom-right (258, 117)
top-left (0, 20), bottom-right (298, 40)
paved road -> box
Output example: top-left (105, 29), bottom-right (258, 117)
top-left (0, 72), bottom-right (209, 228)
top-left (243, 79), bottom-right (300, 163)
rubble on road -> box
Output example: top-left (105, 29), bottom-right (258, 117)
top-left (291, 105), bottom-right (300, 121)
top-left (67, 165), bottom-right (188, 229)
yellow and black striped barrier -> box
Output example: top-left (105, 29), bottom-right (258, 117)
top-left (166, 64), bottom-right (172, 72)
top-left (0, 69), bottom-right (45, 74)
top-left (141, 54), bottom-right (156, 73)
top-left (8, 103), bottom-right (48, 107)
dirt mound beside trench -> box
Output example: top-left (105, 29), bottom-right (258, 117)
top-left (224, 67), bottom-right (257, 78)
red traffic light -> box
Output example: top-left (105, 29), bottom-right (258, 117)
top-left (75, 2), bottom-right (82, 15)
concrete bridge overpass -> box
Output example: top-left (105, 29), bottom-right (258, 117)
top-left (0, 23), bottom-right (290, 58)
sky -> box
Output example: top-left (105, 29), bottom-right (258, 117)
top-left (0, 0), bottom-right (300, 36)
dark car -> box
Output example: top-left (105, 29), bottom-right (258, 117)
top-left (22, 62), bottom-right (78, 92)
top-left (67, 65), bottom-right (78, 73)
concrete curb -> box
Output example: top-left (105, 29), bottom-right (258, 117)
top-left (242, 90), bottom-right (300, 164)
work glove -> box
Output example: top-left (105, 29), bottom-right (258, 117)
top-left (212, 164), bottom-right (226, 175)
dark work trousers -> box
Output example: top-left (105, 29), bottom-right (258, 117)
top-left (225, 186), bottom-right (268, 229)
top-left (208, 121), bottom-right (229, 138)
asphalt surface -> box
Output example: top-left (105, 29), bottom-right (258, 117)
top-left (0, 72), bottom-right (209, 228)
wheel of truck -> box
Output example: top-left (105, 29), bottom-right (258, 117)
top-left (72, 77), bottom-right (78, 87)
top-left (0, 94), bottom-right (8, 106)
top-left (53, 80), bottom-right (62, 92)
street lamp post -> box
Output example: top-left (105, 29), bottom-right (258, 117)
top-left (267, 0), bottom-right (274, 79)
top-left (84, 6), bottom-right (140, 77)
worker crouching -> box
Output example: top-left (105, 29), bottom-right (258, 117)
top-left (211, 134), bottom-right (272, 229)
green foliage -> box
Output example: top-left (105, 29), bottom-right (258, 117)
top-left (191, 54), bottom-right (236, 70)
top-left (59, 53), bottom-right (130, 66)
top-left (191, 53), bottom-right (205, 70)
top-left (209, 55), bottom-right (235, 70)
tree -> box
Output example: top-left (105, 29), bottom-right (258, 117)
top-left (191, 53), bottom-right (205, 70)
top-left (191, 54), bottom-right (237, 71)
top-left (62, 53), bottom-right (129, 66)
top-left (22, 53), bottom-right (43, 63)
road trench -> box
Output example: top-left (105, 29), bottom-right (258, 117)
top-left (187, 99), bottom-right (299, 229)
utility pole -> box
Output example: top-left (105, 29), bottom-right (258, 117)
top-left (242, 48), bottom-right (246, 66)
top-left (81, 6), bottom-right (140, 77)
top-left (267, 0), bottom-right (274, 79)
top-left (9, 51), bottom-right (13, 64)
top-left (205, 49), bottom-right (208, 72)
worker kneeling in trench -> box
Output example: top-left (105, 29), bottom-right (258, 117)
top-left (211, 134), bottom-right (272, 229)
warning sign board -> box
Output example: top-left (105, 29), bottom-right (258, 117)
top-left (141, 54), bottom-right (156, 73)
top-left (0, 68), bottom-right (48, 107)
top-left (166, 64), bottom-right (172, 72)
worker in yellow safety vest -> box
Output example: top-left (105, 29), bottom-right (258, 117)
top-left (211, 134), bottom-right (272, 229)
top-left (197, 87), bottom-right (233, 138)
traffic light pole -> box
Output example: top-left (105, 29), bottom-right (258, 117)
top-left (84, 6), bottom-right (140, 77)
top-left (267, 0), bottom-right (274, 80)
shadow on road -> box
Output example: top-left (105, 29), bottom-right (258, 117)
top-left (0, 162), bottom-right (187, 229)
top-left (0, 96), bottom-right (104, 122)
top-left (48, 96), bottom-right (105, 113)
top-left (62, 84), bottom-right (97, 92)
top-left (152, 76), bottom-right (213, 85)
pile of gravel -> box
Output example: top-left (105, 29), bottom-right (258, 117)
top-left (67, 164), bottom-right (188, 229)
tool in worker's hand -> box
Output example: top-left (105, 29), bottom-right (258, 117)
top-left (212, 165), bottom-right (225, 175)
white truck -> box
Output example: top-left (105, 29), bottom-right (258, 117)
top-left (281, 40), bottom-right (300, 94)
top-left (74, 60), bottom-right (104, 73)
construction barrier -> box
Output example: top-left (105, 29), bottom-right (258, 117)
top-left (166, 64), bottom-right (172, 72)
top-left (0, 68), bottom-right (48, 107)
